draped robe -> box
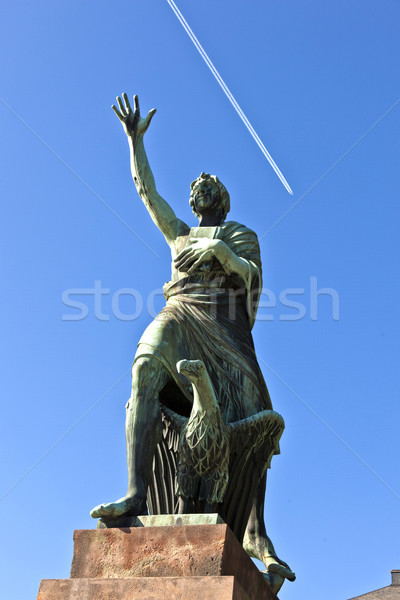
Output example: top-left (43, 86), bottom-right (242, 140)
top-left (134, 220), bottom-right (272, 422)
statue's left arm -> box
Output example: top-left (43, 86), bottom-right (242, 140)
top-left (175, 238), bottom-right (253, 281)
top-left (175, 229), bottom-right (262, 327)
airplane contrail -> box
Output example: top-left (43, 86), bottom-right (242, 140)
top-left (166, 0), bottom-right (293, 195)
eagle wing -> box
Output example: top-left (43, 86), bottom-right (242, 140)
top-left (228, 409), bottom-right (284, 467)
top-left (147, 406), bottom-right (187, 515)
top-left (221, 410), bottom-right (285, 542)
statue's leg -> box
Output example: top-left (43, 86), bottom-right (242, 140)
top-left (243, 472), bottom-right (295, 589)
top-left (90, 356), bottom-right (169, 519)
top-left (126, 356), bottom-right (168, 498)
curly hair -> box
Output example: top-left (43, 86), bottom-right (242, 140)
top-left (189, 172), bottom-right (230, 220)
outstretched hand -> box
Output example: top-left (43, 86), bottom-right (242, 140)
top-left (112, 93), bottom-right (156, 138)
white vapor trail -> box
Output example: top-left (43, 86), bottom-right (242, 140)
top-left (166, 0), bottom-right (293, 195)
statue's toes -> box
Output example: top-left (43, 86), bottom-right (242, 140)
top-left (90, 503), bottom-right (115, 518)
top-left (90, 504), bottom-right (103, 518)
top-left (268, 562), bottom-right (296, 581)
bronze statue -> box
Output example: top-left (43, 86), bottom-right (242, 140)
top-left (90, 93), bottom-right (295, 593)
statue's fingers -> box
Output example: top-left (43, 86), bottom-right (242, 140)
top-left (133, 94), bottom-right (140, 114)
top-left (175, 257), bottom-right (191, 270)
top-left (175, 253), bottom-right (195, 268)
top-left (174, 246), bottom-right (192, 261)
top-left (187, 258), bottom-right (202, 274)
top-left (111, 105), bottom-right (124, 120)
top-left (122, 92), bottom-right (132, 113)
top-left (175, 248), bottom-right (191, 262)
top-left (176, 251), bottom-right (196, 269)
top-left (117, 96), bottom-right (127, 116)
top-left (144, 108), bottom-right (157, 128)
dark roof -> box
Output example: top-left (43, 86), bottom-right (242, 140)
top-left (348, 585), bottom-right (400, 599)
top-left (348, 571), bottom-right (400, 599)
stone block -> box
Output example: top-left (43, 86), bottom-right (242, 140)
top-left (38, 523), bottom-right (278, 600)
top-left (37, 576), bottom-right (247, 600)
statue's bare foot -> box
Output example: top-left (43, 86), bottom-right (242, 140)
top-left (267, 559), bottom-right (296, 582)
top-left (90, 495), bottom-right (146, 519)
top-left (243, 532), bottom-right (296, 585)
top-left (260, 557), bottom-right (295, 595)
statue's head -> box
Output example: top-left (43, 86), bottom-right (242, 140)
top-left (189, 172), bottom-right (230, 222)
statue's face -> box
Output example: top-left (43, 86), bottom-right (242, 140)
top-left (193, 179), bottom-right (221, 215)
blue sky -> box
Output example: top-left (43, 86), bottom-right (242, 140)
top-left (1, 1), bottom-right (399, 598)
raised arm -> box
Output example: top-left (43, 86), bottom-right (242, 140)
top-left (112, 93), bottom-right (189, 245)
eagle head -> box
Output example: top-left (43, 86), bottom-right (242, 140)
top-left (176, 359), bottom-right (205, 383)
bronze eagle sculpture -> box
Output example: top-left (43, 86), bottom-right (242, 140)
top-left (155, 359), bottom-right (285, 515)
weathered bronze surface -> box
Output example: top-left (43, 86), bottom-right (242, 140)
top-left (90, 94), bottom-right (295, 594)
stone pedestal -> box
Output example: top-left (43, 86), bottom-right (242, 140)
top-left (37, 519), bottom-right (278, 600)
